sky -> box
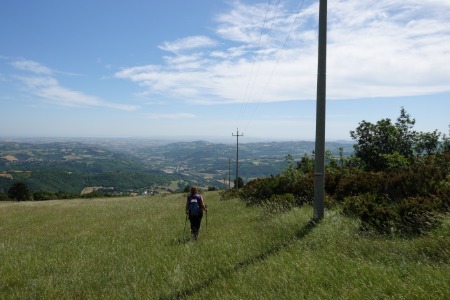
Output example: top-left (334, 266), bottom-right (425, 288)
top-left (1, 0), bottom-right (449, 142)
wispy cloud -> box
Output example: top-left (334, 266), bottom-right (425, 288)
top-left (12, 59), bottom-right (138, 111)
top-left (158, 35), bottom-right (218, 53)
top-left (11, 59), bottom-right (53, 75)
top-left (115, 0), bottom-right (450, 105)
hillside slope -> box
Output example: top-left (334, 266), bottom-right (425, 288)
top-left (1, 192), bottom-right (448, 299)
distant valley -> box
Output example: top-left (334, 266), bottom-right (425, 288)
top-left (0, 138), bottom-right (354, 195)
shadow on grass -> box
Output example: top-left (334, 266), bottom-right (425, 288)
top-left (163, 218), bottom-right (319, 300)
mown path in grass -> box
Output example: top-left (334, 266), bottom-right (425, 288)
top-left (1, 192), bottom-right (449, 299)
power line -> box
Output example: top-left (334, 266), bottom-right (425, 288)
top-left (235, 0), bottom-right (273, 126)
top-left (242, 0), bottom-right (307, 133)
top-left (236, 0), bottom-right (281, 128)
top-left (241, 0), bottom-right (282, 121)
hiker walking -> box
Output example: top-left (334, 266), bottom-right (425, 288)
top-left (185, 186), bottom-right (207, 240)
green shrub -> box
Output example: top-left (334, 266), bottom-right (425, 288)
top-left (239, 173), bottom-right (314, 206)
top-left (436, 176), bottom-right (450, 212)
top-left (239, 177), bottom-right (279, 205)
top-left (343, 193), bottom-right (442, 236)
top-left (219, 189), bottom-right (240, 201)
top-left (336, 171), bottom-right (385, 202)
top-left (396, 196), bottom-right (441, 235)
top-left (381, 152), bottom-right (411, 171)
top-left (33, 191), bottom-right (58, 201)
top-left (263, 193), bottom-right (297, 213)
top-left (324, 171), bottom-right (342, 196)
top-left (343, 193), bottom-right (395, 234)
top-left (55, 191), bottom-right (78, 199)
top-left (386, 159), bottom-right (445, 198)
top-left (335, 156), bottom-right (448, 202)
top-left (324, 194), bottom-right (338, 209)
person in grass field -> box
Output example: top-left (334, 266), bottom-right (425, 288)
top-left (185, 186), bottom-right (207, 240)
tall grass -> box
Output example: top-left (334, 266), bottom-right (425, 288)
top-left (1, 192), bottom-right (449, 299)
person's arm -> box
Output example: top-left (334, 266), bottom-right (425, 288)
top-left (200, 195), bottom-right (207, 211)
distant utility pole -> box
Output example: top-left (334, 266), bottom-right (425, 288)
top-left (228, 158), bottom-right (231, 190)
top-left (232, 129), bottom-right (243, 190)
top-left (314, 0), bottom-right (327, 221)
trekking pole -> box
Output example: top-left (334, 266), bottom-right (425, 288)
top-left (205, 205), bottom-right (208, 233)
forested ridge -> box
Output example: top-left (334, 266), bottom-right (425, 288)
top-left (0, 141), bottom-right (178, 195)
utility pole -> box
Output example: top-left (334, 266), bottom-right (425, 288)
top-left (232, 129), bottom-right (243, 190)
top-left (228, 158), bottom-right (231, 189)
top-left (314, 0), bottom-right (327, 221)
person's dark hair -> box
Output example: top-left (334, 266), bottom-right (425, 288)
top-left (190, 186), bottom-right (198, 196)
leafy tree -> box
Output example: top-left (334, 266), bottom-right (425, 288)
top-left (415, 130), bottom-right (441, 155)
top-left (350, 118), bottom-right (396, 171)
top-left (381, 152), bottom-right (410, 172)
top-left (0, 192), bottom-right (9, 201)
top-left (394, 107), bottom-right (417, 158)
top-left (283, 154), bottom-right (299, 179)
top-left (8, 182), bottom-right (31, 201)
top-left (350, 107), bottom-right (446, 171)
top-left (234, 177), bottom-right (244, 189)
top-left (297, 153), bottom-right (314, 174)
top-left (350, 108), bottom-right (420, 171)
top-left (440, 125), bottom-right (450, 153)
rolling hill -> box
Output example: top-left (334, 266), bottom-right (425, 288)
top-left (0, 138), bottom-right (354, 195)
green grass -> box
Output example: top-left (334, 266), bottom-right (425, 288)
top-left (1, 192), bottom-right (449, 299)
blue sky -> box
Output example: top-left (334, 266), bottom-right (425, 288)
top-left (1, 0), bottom-right (449, 142)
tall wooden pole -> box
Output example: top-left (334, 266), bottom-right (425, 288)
top-left (314, 0), bottom-right (327, 221)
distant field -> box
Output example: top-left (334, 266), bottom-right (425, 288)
top-left (1, 192), bottom-right (449, 299)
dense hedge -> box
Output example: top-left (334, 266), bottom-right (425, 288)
top-left (342, 194), bottom-right (442, 235)
top-left (239, 173), bottom-right (314, 206)
top-left (239, 153), bottom-right (449, 236)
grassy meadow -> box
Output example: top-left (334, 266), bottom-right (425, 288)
top-left (1, 192), bottom-right (449, 299)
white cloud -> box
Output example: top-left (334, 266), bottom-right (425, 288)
top-left (11, 59), bottom-right (53, 75)
top-left (215, 1), bottom-right (273, 43)
top-left (116, 0), bottom-right (450, 105)
top-left (36, 85), bottom-right (137, 111)
top-left (12, 60), bottom-right (138, 111)
top-left (210, 45), bottom-right (252, 59)
top-left (158, 35), bottom-right (218, 53)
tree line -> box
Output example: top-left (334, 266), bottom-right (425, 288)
top-left (1, 182), bottom-right (129, 201)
